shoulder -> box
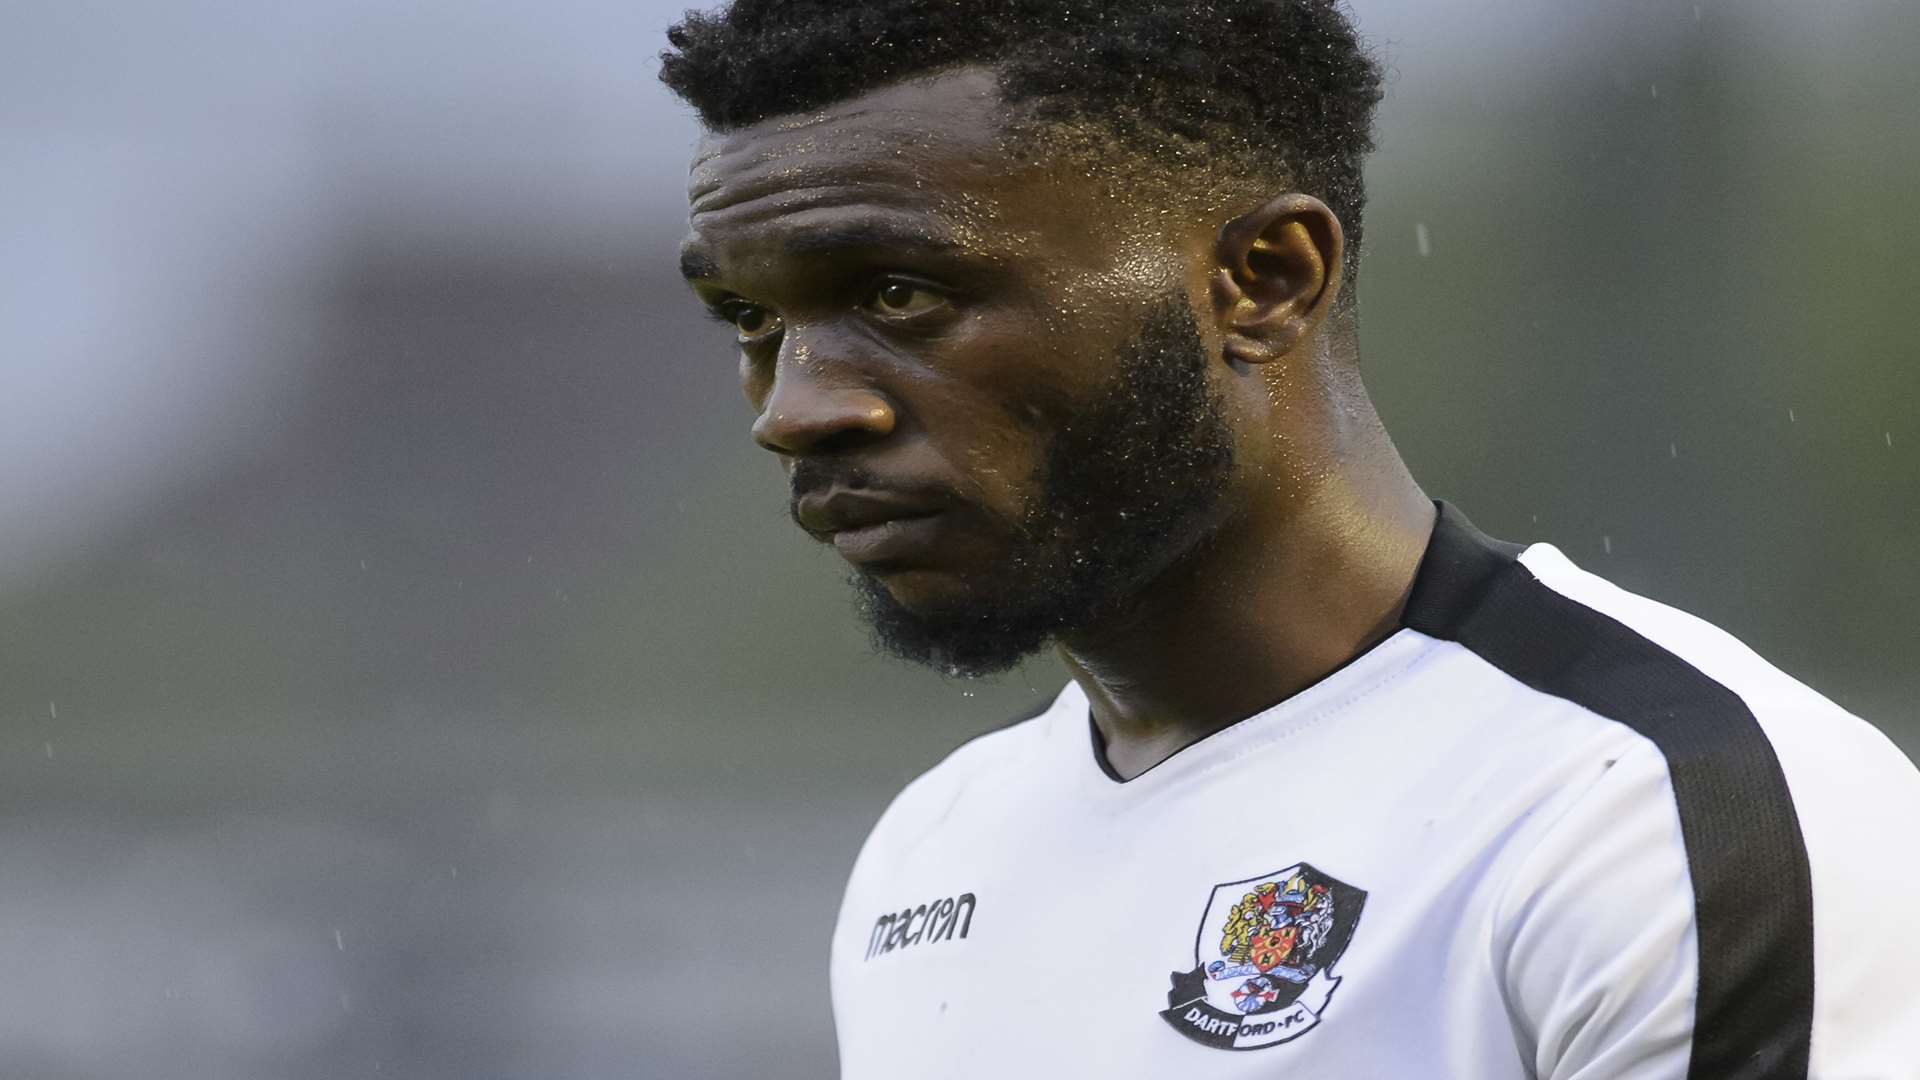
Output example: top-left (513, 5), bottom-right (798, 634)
top-left (1416, 522), bottom-right (1918, 820)
top-left (1517, 540), bottom-right (1919, 800)
top-left (1410, 506), bottom-right (1920, 1075)
top-left (1413, 514), bottom-right (1919, 905)
top-left (1511, 540), bottom-right (1920, 948)
top-left (1501, 540), bottom-right (1920, 1076)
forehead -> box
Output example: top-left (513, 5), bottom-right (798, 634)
top-left (682, 69), bottom-right (1049, 267)
top-left (690, 68), bottom-right (1007, 198)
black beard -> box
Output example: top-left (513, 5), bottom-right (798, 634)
top-left (853, 296), bottom-right (1235, 677)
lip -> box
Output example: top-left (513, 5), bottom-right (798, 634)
top-left (792, 486), bottom-right (957, 565)
top-left (794, 487), bottom-right (947, 533)
top-left (830, 509), bottom-right (947, 564)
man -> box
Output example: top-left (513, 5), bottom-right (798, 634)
top-left (662, 2), bottom-right (1920, 1076)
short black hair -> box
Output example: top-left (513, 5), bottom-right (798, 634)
top-left (660, 0), bottom-right (1385, 286)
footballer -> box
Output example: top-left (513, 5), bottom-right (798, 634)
top-left (662, 1), bottom-right (1920, 1076)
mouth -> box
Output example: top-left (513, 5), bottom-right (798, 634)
top-left (829, 509), bottom-right (947, 565)
top-left (791, 485), bottom-right (957, 567)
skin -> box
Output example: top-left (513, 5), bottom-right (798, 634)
top-left (679, 67), bottom-right (1434, 780)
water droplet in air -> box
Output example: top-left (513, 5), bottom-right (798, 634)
top-left (1602, 535), bottom-right (1613, 554)
top-left (1415, 223), bottom-right (1432, 257)
top-left (1669, 442), bottom-right (1678, 459)
top-left (48, 701), bottom-right (56, 719)
top-left (334, 928), bottom-right (345, 951)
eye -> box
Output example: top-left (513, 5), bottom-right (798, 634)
top-left (718, 301), bottom-right (783, 343)
top-left (865, 280), bottom-right (946, 319)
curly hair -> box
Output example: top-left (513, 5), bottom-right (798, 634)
top-left (659, 0), bottom-right (1385, 285)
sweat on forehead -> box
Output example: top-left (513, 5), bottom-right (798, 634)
top-left (688, 70), bottom-right (1017, 206)
top-left (683, 68), bottom-right (1231, 260)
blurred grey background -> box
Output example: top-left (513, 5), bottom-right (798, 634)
top-left (1, 1), bottom-right (1914, 1076)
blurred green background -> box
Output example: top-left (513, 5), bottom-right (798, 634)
top-left (1, 1), bottom-right (1914, 1076)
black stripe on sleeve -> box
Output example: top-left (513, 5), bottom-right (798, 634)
top-left (1402, 503), bottom-right (1814, 1080)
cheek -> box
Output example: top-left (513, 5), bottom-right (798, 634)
top-left (914, 385), bottom-right (1051, 522)
top-left (738, 355), bottom-right (766, 407)
top-left (900, 315), bottom-right (1088, 515)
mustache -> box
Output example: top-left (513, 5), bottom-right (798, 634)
top-left (789, 459), bottom-right (880, 503)
top-left (786, 460), bottom-right (976, 539)
top-left (787, 461), bottom-right (894, 537)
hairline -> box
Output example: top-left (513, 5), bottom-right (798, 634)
top-left (689, 63), bottom-right (1365, 322)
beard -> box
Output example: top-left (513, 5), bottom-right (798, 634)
top-left (851, 295), bottom-right (1236, 677)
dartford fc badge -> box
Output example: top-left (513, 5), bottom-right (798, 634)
top-left (1161, 864), bottom-right (1366, 1051)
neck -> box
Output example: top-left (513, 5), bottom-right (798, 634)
top-left (1060, 397), bottom-right (1434, 781)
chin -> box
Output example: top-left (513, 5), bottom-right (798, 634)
top-left (858, 564), bottom-right (985, 613)
top-left (848, 565), bottom-right (1056, 677)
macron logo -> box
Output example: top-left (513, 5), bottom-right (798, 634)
top-left (865, 893), bottom-right (976, 961)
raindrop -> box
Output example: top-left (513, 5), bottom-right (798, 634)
top-left (1650, 84), bottom-right (1659, 100)
top-left (1669, 442), bottom-right (1678, 459)
top-left (1602, 535), bottom-right (1613, 555)
top-left (340, 992), bottom-right (352, 1014)
top-left (48, 701), bottom-right (57, 720)
top-left (1415, 223), bottom-right (1432, 257)
top-left (334, 928), bottom-right (345, 951)
top-left (43, 742), bottom-right (53, 759)
top-left (1886, 432), bottom-right (1895, 448)
top-left (360, 560), bottom-right (368, 571)
top-left (1693, 4), bottom-right (1703, 21)
top-left (1788, 407), bottom-right (1797, 423)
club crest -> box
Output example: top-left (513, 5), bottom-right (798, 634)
top-left (1161, 864), bottom-right (1366, 1051)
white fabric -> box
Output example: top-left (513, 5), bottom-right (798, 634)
top-left (829, 542), bottom-right (1920, 1078)
top-left (1521, 544), bottom-right (1920, 1079)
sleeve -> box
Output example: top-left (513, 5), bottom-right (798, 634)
top-left (1494, 718), bottom-right (1920, 1080)
top-left (1491, 740), bottom-right (1696, 1080)
top-left (1763, 709), bottom-right (1920, 1079)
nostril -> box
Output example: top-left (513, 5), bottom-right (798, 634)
top-left (812, 425), bottom-right (886, 456)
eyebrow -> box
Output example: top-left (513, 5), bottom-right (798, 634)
top-left (778, 220), bottom-right (964, 258)
top-left (678, 219), bottom-right (971, 283)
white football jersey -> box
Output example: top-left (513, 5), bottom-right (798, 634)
top-left (829, 504), bottom-right (1920, 1079)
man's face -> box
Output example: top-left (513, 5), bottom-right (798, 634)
top-left (679, 69), bottom-right (1240, 675)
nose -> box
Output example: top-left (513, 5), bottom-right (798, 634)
top-left (750, 354), bottom-right (896, 457)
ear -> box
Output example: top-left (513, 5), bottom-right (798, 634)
top-left (1208, 193), bottom-right (1344, 366)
